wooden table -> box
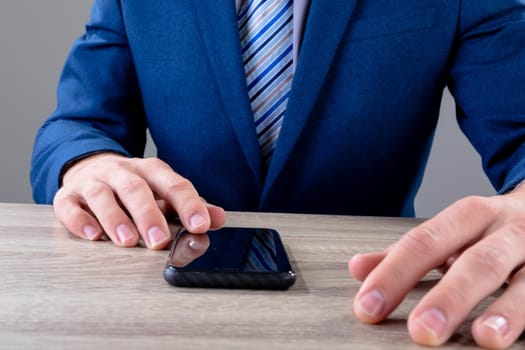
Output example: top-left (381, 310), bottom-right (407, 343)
top-left (0, 203), bottom-right (521, 349)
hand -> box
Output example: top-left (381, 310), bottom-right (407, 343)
top-left (54, 153), bottom-right (226, 250)
top-left (349, 188), bottom-right (525, 349)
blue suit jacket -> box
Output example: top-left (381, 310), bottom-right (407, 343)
top-left (31, 0), bottom-right (525, 216)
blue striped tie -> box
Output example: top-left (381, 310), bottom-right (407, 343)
top-left (238, 0), bottom-right (294, 166)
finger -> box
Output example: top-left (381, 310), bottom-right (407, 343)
top-left (206, 202), bottom-right (227, 230)
top-left (79, 180), bottom-right (140, 247)
top-left (103, 169), bottom-right (171, 249)
top-left (53, 188), bottom-right (103, 241)
top-left (168, 233), bottom-right (210, 267)
top-left (158, 198), bottom-right (225, 226)
top-left (348, 252), bottom-right (388, 281)
top-left (349, 244), bottom-right (396, 281)
top-left (353, 196), bottom-right (496, 324)
top-left (407, 226), bottom-right (524, 347)
top-left (158, 199), bottom-right (226, 246)
top-left (471, 266), bottom-right (525, 350)
top-left (134, 159), bottom-right (211, 233)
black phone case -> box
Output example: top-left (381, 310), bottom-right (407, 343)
top-left (163, 265), bottom-right (296, 290)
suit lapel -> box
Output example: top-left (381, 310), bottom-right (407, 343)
top-left (263, 0), bottom-right (358, 196)
top-left (191, 2), bottom-right (263, 184)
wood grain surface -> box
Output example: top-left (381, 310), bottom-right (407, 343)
top-left (0, 203), bottom-right (521, 349)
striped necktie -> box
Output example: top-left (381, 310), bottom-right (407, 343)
top-left (238, 0), bottom-right (294, 166)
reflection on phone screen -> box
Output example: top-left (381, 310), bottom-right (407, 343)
top-left (170, 228), bottom-right (292, 273)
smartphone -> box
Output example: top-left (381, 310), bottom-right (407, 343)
top-left (163, 227), bottom-right (296, 290)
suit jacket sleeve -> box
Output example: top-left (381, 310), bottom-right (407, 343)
top-left (30, 0), bottom-right (146, 204)
top-left (449, 1), bottom-right (525, 193)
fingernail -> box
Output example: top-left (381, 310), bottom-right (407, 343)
top-left (415, 308), bottom-right (447, 339)
top-left (188, 238), bottom-right (207, 251)
top-left (482, 315), bottom-right (509, 336)
top-left (83, 225), bottom-right (99, 240)
top-left (357, 289), bottom-right (385, 317)
top-left (147, 226), bottom-right (169, 248)
top-left (116, 224), bottom-right (135, 244)
top-left (190, 214), bottom-right (206, 230)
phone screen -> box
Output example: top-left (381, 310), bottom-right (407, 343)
top-left (163, 227), bottom-right (296, 290)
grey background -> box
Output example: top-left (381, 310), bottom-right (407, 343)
top-left (0, 1), bottom-right (495, 218)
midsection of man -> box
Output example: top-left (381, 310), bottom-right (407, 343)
top-left (31, 1), bottom-right (525, 218)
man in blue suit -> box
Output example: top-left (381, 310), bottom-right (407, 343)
top-left (31, 1), bottom-right (525, 348)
